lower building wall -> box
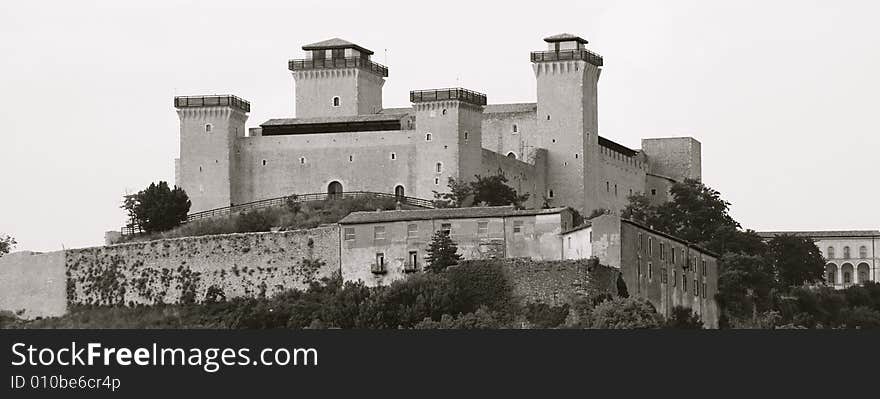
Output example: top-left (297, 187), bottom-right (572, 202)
top-left (480, 148), bottom-right (547, 209)
top-left (0, 251), bottom-right (67, 319)
top-left (488, 258), bottom-right (619, 307)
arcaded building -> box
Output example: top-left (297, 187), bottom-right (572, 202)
top-left (174, 34), bottom-right (703, 216)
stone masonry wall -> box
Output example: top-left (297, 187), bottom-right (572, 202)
top-left (65, 226), bottom-right (340, 307)
top-left (0, 251), bottom-right (67, 319)
top-left (482, 258), bottom-right (620, 307)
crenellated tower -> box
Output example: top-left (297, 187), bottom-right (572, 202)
top-left (410, 88), bottom-right (487, 200)
top-left (289, 38), bottom-right (387, 118)
top-left (175, 95), bottom-right (249, 213)
top-left (532, 33), bottom-right (603, 214)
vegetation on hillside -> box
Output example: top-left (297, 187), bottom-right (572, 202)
top-left (433, 172), bottom-right (530, 209)
top-left (123, 181), bottom-right (191, 234)
top-left (117, 195), bottom-right (400, 244)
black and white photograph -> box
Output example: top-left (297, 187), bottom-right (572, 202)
top-left (1, 0), bottom-right (878, 396)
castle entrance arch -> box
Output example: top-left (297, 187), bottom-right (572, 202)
top-left (328, 181), bottom-right (343, 198)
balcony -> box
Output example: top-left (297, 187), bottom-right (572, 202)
top-left (403, 262), bottom-right (418, 273)
top-left (174, 95), bottom-right (250, 113)
top-left (410, 88), bottom-right (487, 106)
top-left (370, 263), bottom-right (387, 275)
top-left (530, 49), bottom-right (603, 67)
top-left (288, 57), bottom-right (389, 77)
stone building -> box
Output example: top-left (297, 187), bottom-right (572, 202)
top-left (563, 215), bottom-right (719, 327)
top-left (337, 206), bottom-right (718, 327)
top-left (758, 230), bottom-right (880, 289)
top-left (174, 34), bottom-right (703, 217)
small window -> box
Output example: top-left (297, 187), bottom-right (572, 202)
top-left (373, 226), bottom-right (386, 241)
top-left (575, 153), bottom-right (579, 159)
top-left (300, 157), bottom-right (306, 164)
top-left (606, 182), bottom-right (610, 192)
top-left (552, 139), bottom-right (556, 143)
top-left (648, 263), bottom-right (653, 280)
top-left (477, 221), bottom-right (489, 236)
top-left (434, 178), bottom-right (440, 185)
top-left (426, 133), bottom-right (432, 141)
top-left (673, 270), bottom-right (677, 287)
top-left (701, 260), bottom-right (707, 275)
top-left (651, 189), bottom-right (657, 196)
top-left (648, 237), bottom-right (653, 256)
top-left (262, 160), bottom-right (267, 166)
top-left (390, 152), bottom-right (396, 160)
top-left (546, 114), bottom-right (551, 120)
top-left (637, 258), bottom-right (641, 277)
top-left (660, 243), bottom-right (665, 260)
top-left (199, 166), bottom-right (203, 172)
top-left (512, 124), bottom-right (518, 133)
top-left (332, 96), bottom-right (340, 107)
top-left (507, 152), bottom-right (517, 159)
top-left (376, 253), bottom-right (385, 267)
top-left (694, 280), bottom-right (699, 297)
top-left (827, 246), bottom-right (835, 259)
top-left (682, 275), bottom-right (687, 292)
top-left (513, 221), bottom-right (524, 234)
top-left (343, 228), bottom-right (355, 241)
top-left (205, 124), bottom-right (212, 133)
top-left (407, 224), bottom-right (418, 238)
top-left (671, 248), bottom-right (676, 264)
top-left (859, 246), bottom-right (868, 259)
top-left (349, 155), bottom-right (353, 162)
top-left (548, 189), bottom-right (554, 198)
top-left (442, 109), bottom-right (447, 115)
top-left (844, 246), bottom-right (851, 259)
top-left (440, 223), bottom-right (452, 236)
top-left (614, 184), bottom-right (618, 196)
top-left (568, 236), bottom-right (572, 248)
top-left (436, 162), bottom-right (442, 173)
top-left (638, 233), bottom-right (642, 251)
top-left (464, 131), bottom-right (469, 141)
top-left (661, 267), bottom-right (667, 283)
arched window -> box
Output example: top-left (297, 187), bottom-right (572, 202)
top-left (827, 246), bottom-right (835, 259)
top-left (425, 133), bottom-right (432, 141)
top-left (328, 181), bottom-right (343, 197)
top-left (332, 97), bottom-right (340, 107)
top-left (827, 264), bottom-right (837, 285)
top-left (205, 124), bottom-right (212, 133)
top-left (441, 109), bottom-right (447, 115)
top-left (843, 246), bottom-right (851, 259)
top-left (506, 152), bottom-right (517, 159)
top-left (512, 124), bottom-right (518, 133)
top-left (394, 185), bottom-right (405, 198)
top-left (859, 246), bottom-right (868, 259)
top-left (857, 263), bottom-right (870, 284)
top-left (548, 189), bottom-right (554, 198)
top-left (463, 131), bottom-right (469, 141)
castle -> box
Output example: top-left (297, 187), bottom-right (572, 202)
top-left (174, 33), bottom-right (703, 216)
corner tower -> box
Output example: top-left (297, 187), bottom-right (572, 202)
top-left (532, 33), bottom-right (603, 214)
top-left (176, 95), bottom-right (249, 213)
top-left (289, 38), bottom-right (387, 118)
top-left (410, 88), bottom-right (486, 200)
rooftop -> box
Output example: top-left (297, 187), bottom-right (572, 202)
top-left (544, 33), bottom-right (589, 44)
top-left (302, 38), bottom-right (374, 55)
top-left (260, 114), bottom-right (407, 136)
top-left (621, 218), bottom-right (720, 258)
top-left (757, 231), bottom-right (880, 239)
top-left (599, 136), bottom-right (638, 157)
top-left (339, 206), bottom-right (569, 225)
top-left (410, 88), bottom-right (487, 106)
top-left (174, 95), bottom-right (250, 113)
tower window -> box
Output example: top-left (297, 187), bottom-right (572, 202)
top-left (434, 178), bottom-right (440, 185)
top-left (436, 162), bottom-right (443, 173)
top-left (606, 182), bottom-right (610, 192)
top-left (349, 155), bottom-right (353, 162)
top-left (651, 189), bottom-right (657, 196)
top-left (199, 166), bottom-right (203, 172)
top-left (332, 97), bottom-right (340, 107)
top-left (575, 153), bottom-right (579, 159)
top-left (205, 124), bottom-right (212, 133)
top-left (300, 157), bottom-right (306, 164)
top-left (512, 124), bottom-right (518, 133)
top-left (426, 133), bottom-right (432, 141)
top-left (546, 114), bottom-right (551, 120)
top-left (463, 131), bottom-right (469, 141)
top-left (552, 139), bottom-right (556, 143)
top-left (262, 160), bottom-right (267, 166)
top-left (390, 152), bottom-right (396, 160)
top-left (548, 189), bottom-right (554, 198)
top-left (442, 109), bottom-right (447, 115)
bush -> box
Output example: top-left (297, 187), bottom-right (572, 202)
top-left (524, 302), bottom-right (570, 328)
top-left (591, 298), bottom-right (661, 329)
top-left (124, 182), bottom-right (191, 233)
top-left (664, 306), bottom-right (703, 329)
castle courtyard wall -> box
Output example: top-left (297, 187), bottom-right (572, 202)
top-left (0, 251), bottom-right (67, 319)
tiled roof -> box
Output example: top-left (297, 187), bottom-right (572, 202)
top-left (339, 206), bottom-right (569, 225)
top-left (621, 218), bottom-right (719, 258)
top-left (561, 221), bottom-right (592, 235)
top-left (483, 103), bottom-right (537, 114)
top-left (544, 33), bottom-right (588, 44)
top-left (302, 38), bottom-right (374, 55)
top-left (261, 113), bottom-right (406, 126)
top-left (757, 231), bottom-right (880, 239)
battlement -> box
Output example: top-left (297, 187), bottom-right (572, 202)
top-left (409, 88), bottom-right (487, 106)
top-left (288, 57), bottom-right (389, 77)
top-left (174, 95), bottom-right (250, 113)
top-left (530, 49), bottom-right (603, 67)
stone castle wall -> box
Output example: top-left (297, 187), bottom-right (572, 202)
top-left (0, 226), bottom-right (341, 318)
top-left (478, 258), bottom-right (620, 307)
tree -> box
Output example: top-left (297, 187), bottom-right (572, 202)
top-left (766, 234), bottom-right (826, 288)
top-left (0, 234), bottom-right (16, 256)
top-left (471, 173), bottom-right (530, 208)
top-left (124, 181), bottom-right (191, 233)
top-left (716, 254), bottom-right (775, 321)
top-left (590, 298), bottom-right (662, 329)
top-left (432, 172), bottom-right (529, 209)
top-left (432, 177), bottom-right (473, 208)
top-left (621, 192), bottom-right (657, 225)
top-left (424, 230), bottom-right (462, 273)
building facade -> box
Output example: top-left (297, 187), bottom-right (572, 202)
top-left (338, 206), bottom-right (719, 327)
top-left (758, 231), bottom-right (880, 289)
top-left (174, 34), bottom-right (703, 216)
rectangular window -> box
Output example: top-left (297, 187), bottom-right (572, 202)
top-left (373, 226), bottom-right (386, 241)
top-left (477, 221), bottom-right (489, 236)
top-left (648, 237), bottom-right (653, 256)
top-left (694, 280), bottom-right (699, 297)
top-left (661, 267), bottom-right (667, 284)
top-left (671, 247), bottom-right (676, 264)
top-left (513, 221), bottom-right (523, 234)
top-left (440, 223), bottom-right (452, 236)
top-left (702, 283), bottom-right (707, 298)
top-left (407, 223), bottom-right (418, 238)
top-left (409, 251), bottom-right (418, 269)
top-left (648, 263), bottom-right (653, 280)
top-left (343, 227), bottom-right (355, 241)
top-left (568, 236), bottom-right (572, 249)
top-left (637, 258), bottom-right (641, 277)
top-left (660, 243), bottom-right (665, 260)
top-left (673, 270), bottom-right (677, 287)
top-left (638, 233), bottom-right (642, 252)
top-left (376, 253), bottom-right (385, 267)
top-left (682, 275), bottom-right (688, 292)
top-left (702, 260), bottom-right (707, 276)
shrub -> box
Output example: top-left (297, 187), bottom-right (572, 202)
top-left (591, 298), bottom-right (661, 329)
top-left (664, 306), bottom-right (703, 329)
top-left (524, 302), bottom-right (570, 328)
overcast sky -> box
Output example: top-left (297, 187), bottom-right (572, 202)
top-left (1, 0), bottom-right (877, 252)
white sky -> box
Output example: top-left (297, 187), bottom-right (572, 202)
top-left (1, 0), bottom-right (878, 252)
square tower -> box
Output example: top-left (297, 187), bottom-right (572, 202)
top-left (532, 33), bottom-right (603, 214)
top-left (289, 38), bottom-right (387, 118)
